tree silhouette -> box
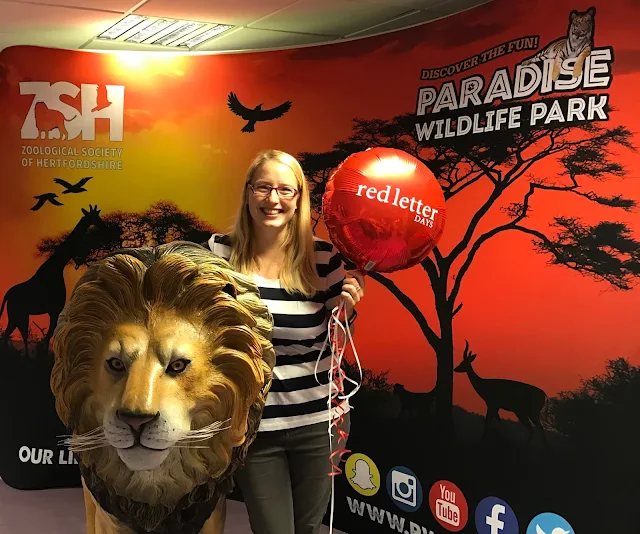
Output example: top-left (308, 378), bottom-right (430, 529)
top-left (547, 358), bottom-right (640, 468)
top-left (36, 201), bottom-right (215, 268)
top-left (299, 94), bottom-right (640, 431)
top-left (341, 358), bottom-right (393, 394)
top-left (303, 142), bottom-right (367, 230)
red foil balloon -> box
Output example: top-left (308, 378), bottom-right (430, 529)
top-left (322, 147), bottom-right (446, 273)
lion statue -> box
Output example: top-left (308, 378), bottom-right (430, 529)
top-left (51, 241), bottom-right (275, 534)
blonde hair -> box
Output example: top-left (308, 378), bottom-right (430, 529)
top-left (229, 149), bottom-right (320, 297)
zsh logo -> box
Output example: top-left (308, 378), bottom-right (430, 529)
top-left (20, 82), bottom-right (125, 142)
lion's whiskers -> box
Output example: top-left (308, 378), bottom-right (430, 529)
top-left (58, 426), bottom-right (110, 453)
top-left (177, 419), bottom-right (231, 446)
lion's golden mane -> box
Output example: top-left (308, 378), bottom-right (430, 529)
top-left (51, 241), bottom-right (275, 516)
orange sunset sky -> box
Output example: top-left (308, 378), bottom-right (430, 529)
top-left (1, 0), bottom-right (639, 417)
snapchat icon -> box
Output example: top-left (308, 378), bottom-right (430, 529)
top-left (345, 453), bottom-right (381, 496)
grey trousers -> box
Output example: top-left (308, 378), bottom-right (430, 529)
top-left (235, 412), bottom-right (351, 534)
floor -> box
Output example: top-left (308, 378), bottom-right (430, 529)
top-left (0, 480), bottom-right (345, 533)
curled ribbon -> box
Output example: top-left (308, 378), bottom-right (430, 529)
top-left (315, 299), bottom-right (363, 533)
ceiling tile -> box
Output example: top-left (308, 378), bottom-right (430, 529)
top-left (0, 1), bottom-right (124, 50)
top-left (0, 0), bottom-right (495, 54)
top-left (345, 9), bottom-right (442, 37)
top-left (134, 0), bottom-right (300, 27)
top-left (195, 27), bottom-right (337, 52)
top-left (5, 0), bottom-right (136, 13)
top-left (347, 0), bottom-right (449, 8)
top-left (427, 0), bottom-right (492, 15)
top-left (248, 0), bottom-right (412, 37)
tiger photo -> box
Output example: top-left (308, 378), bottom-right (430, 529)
top-left (520, 6), bottom-right (596, 81)
top-left (50, 241), bottom-right (276, 534)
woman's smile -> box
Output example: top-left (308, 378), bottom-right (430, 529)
top-left (261, 207), bottom-right (284, 217)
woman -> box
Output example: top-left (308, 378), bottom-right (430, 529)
top-left (206, 149), bottom-right (365, 534)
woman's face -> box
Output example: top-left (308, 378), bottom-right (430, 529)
top-left (247, 160), bottom-right (299, 231)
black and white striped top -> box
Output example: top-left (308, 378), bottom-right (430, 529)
top-left (207, 233), bottom-right (350, 432)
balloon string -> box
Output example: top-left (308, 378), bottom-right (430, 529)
top-left (314, 299), bottom-right (363, 534)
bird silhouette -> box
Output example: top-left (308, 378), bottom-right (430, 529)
top-left (54, 176), bottom-right (93, 194)
top-left (227, 91), bottom-right (292, 133)
top-left (91, 85), bottom-right (112, 113)
top-left (31, 193), bottom-right (63, 211)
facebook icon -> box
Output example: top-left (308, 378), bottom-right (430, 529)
top-left (475, 497), bottom-right (519, 534)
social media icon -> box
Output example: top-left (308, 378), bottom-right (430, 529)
top-left (385, 466), bottom-right (423, 512)
top-left (392, 470), bottom-right (417, 507)
top-left (345, 453), bottom-right (380, 496)
top-left (428, 480), bottom-right (468, 532)
top-left (526, 512), bottom-right (574, 534)
top-left (475, 497), bottom-right (518, 534)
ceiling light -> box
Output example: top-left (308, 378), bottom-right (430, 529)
top-left (126, 19), bottom-right (176, 44)
top-left (98, 14), bottom-right (148, 40)
top-left (95, 16), bottom-right (233, 48)
top-left (179, 25), bottom-right (233, 48)
top-left (152, 21), bottom-right (205, 46)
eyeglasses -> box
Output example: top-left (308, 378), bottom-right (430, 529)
top-left (248, 183), bottom-right (298, 199)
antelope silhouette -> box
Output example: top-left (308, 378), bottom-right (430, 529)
top-left (455, 340), bottom-right (547, 444)
top-left (0, 205), bottom-right (108, 357)
top-left (393, 383), bottom-right (435, 419)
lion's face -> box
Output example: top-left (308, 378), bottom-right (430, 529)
top-left (95, 312), bottom-right (230, 472)
top-left (51, 243), bottom-right (275, 505)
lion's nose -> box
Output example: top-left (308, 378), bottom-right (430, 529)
top-left (116, 410), bottom-right (159, 432)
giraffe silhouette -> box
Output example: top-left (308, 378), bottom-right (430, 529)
top-left (0, 205), bottom-right (108, 357)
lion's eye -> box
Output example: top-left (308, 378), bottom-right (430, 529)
top-left (106, 357), bottom-right (125, 373)
top-left (167, 359), bottom-right (190, 375)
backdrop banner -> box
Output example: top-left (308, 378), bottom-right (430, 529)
top-left (1, 0), bottom-right (639, 532)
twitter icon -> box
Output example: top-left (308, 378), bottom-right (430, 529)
top-left (526, 512), bottom-right (574, 534)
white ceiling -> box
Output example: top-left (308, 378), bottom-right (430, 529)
top-left (0, 0), bottom-right (490, 54)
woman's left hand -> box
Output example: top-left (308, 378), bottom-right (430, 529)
top-left (341, 271), bottom-right (366, 319)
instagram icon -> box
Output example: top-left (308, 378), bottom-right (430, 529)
top-left (428, 480), bottom-right (468, 532)
top-left (385, 466), bottom-right (423, 512)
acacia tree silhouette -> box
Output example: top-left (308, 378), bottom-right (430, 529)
top-left (548, 357), bottom-right (640, 468)
top-left (304, 142), bottom-right (366, 231)
top-left (299, 94), bottom-right (640, 432)
top-left (341, 358), bottom-right (393, 394)
top-left (36, 201), bottom-right (215, 268)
